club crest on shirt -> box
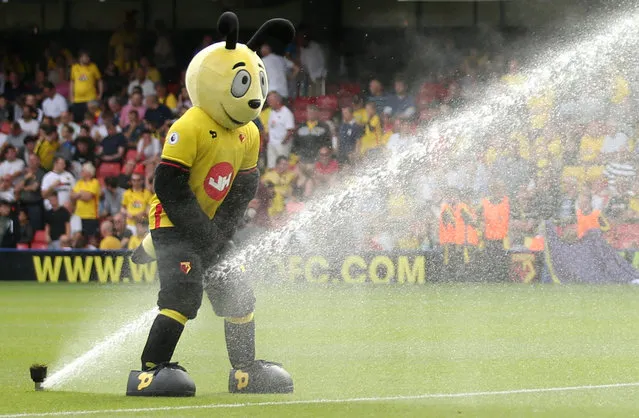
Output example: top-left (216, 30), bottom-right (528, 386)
top-left (239, 133), bottom-right (246, 142)
top-left (179, 261), bottom-right (192, 275)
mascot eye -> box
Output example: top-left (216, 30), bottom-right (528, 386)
top-left (259, 71), bottom-right (267, 98)
top-left (231, 70), bottom-right (251, 98)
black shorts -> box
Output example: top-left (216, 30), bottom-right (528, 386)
top-left (150, 228), bottom-right (255, 320)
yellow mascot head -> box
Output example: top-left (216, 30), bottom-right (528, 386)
top-left (185, 12), bottom-right (295, 130)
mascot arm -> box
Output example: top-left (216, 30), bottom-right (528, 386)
top-left (211, 168), bottom-right (259, 249)
top-left (155, 161), bottom-right (218, 248)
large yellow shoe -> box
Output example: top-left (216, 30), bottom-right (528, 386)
top-left (126, 363), bottom-right (195, 397)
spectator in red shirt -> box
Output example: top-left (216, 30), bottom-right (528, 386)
top-left (313, 146), bottom-right (339, 189)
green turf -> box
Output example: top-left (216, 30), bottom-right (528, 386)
top-left (1, 281), bottom-right (638, 417)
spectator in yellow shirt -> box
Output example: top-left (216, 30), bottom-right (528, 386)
top-left (34, 125), bottom-right (60, 171)
top-left (71, 162), bottom-right (101, 237)
top-left (109, 11), bottom-right (139, 67)
top-left (358, 102), bottom-right (383, 156)
top-left (113, 46), bottom-right (138, 78)
top-left (155, 82), bottom-right (177, 113)
top-left (99, 220), bottom-right (121, 250)
top-left (127, 219), bottom-right (148, 250)
top-left (579, 132), bottom-right (604, 164)
top-left (352, 95), bottom-right (368, 126)
top-left (139, 56), bottom-right (161, 83)
top-left (70, 52), bottom-right (103, 123)
top-left (261, 156), bottom-right (297, 217)
top-left (121, 173), bottom-right (152, 233)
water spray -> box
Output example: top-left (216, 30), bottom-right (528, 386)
top-left (39, 308), bottom-right (158, 390)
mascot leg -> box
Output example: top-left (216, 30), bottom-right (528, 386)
top-left (205, 267), bottom-right (293, 394)
top-left (224, 313), bottom-right (256, 368)
top-left (126, 228), bottom-right (201, 397)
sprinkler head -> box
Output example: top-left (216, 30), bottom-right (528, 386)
top-left (30, 364), bottom-right (47, 391)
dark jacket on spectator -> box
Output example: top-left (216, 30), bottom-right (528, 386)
top-left (293, 121), bottom-right (332, 163)
top-left (144, 104), bottom-right (173, 127)
top-left (18, 221), bottom-right (34, 244)
top-left (0, 214), bottom-right (19, 248)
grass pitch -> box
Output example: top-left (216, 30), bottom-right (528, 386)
top-left (1, 281), bottom-right (638, 417)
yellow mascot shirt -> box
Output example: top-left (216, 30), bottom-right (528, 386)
top-left (149, 106), bottom-right (260, 230)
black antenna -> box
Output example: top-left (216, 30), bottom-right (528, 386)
top-left (218, 11), bottom-right (239, 50)
top-left (247, 18), bottom-right (295, 52)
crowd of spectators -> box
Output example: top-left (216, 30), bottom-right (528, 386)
top-left (0, 12), bottom-right (638, 257)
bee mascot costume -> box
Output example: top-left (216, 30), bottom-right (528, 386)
top-left (126, 12), bottom-right (295, 397)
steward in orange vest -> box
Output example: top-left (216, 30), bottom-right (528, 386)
top-left (454, 202), bottom-right (480, 264)
top-left (439, 202), bottom-right (456, 266)
top-left (476, 184), bottom-right (511, 282)
top-left (479, 195), bottom-right (510, 249)
top-left (576, 208), bottom-right (610, 239)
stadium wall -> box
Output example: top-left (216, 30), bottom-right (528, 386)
top-left (0, 0), bottom-right (611, 31)
top-left (1, 249), bottom-right (638, 284)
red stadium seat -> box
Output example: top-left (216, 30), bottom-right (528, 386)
top-left (125, 149), bottom-right (138, 162)
top-left (293, 96), bottom-right (317, 110)
top-left (325, 83), bottom-right (339, 95)
top-left (33, 230), bottom-right (47, 244)
top-left (316, 95), bottom-right (339, 112)
top-left (294, 108), bottom-right (307, 124)
top-left (319, 109), bottom-right (334, 121)
top-left (97, 162), bottom-right (122, 180)
top-left (31, 243), bottom-right (48, 250)
top-left (134, 163), bottom-right (145, 175)
top-left (16, 243), bottom-right (30, 250)
top-left (607, 224), bottom-right (639, 249)
top-left (339, 83), bottom-right (362, 95)
top-left (337, 93), bottom-right (354, 109)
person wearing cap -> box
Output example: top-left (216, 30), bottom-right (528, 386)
top-left (34, 124), bottom-right (60, 171)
